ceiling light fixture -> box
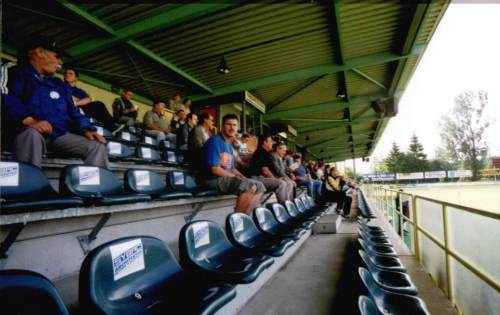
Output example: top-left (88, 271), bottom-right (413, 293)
top-left (336, 89), bottom-right (346, 99)
top-left (217, 55), bottom-right (230, 74)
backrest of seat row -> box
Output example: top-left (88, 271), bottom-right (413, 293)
top-left (179, 220), bottom-right (233, 271)
top-left (284, 200), bottom-right (303, 218)
top-left (269, 203), bottom-right (294, 225)
top-left (80, 236), bottom-right (180, 315)
top-left (107, 141), bottom-right (133, 159)
top-left (296, 197), bottom-right (308, 211)
top-left (124, 169), bottom-right (166, 195)
top-left (137, 147), bottom-right (161, 161)
top-left (253, 207), bottom-right (282, 233)
top-left (168, 171), bottom-right (198, 192)
top-left (0, 269), bottom-right (70, 315)
top-left (60, 165), bottom-right (122, 198)
top-left (0, 160), bottom-right (56, 200)
top-left (226, 213), bottom-right (261, 248)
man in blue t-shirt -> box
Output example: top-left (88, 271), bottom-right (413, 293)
top-left (204, 114), bottom-right (265, 214)
top-left (293, 154), bottom-right (322, 200)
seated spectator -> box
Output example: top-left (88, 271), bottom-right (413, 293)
top-left (1, 36), bottom-right (109, 168)
top-left (293, 154), bottom-right (322, 200)
top-left (249, 135), bottom-right (294, 204)
top-left (342, 177), bottom-right (355, 217)
top-left (315, 162), bottom-right (325, 180)
top-left (143, 100), bottom-right (176, 142)
top-left (112, 89), bottom-right (138, 126)
top-left (63, 68), bottom-right (122, 133)
top-left (177, 113), bottom-right (197, 150)
top-left (188, 112), bottom-right (214, 171)
top-left (204, 114), bottom-right (265, 215)
top-left (182, 98), bottom-right (192, 114)
top-left (170, 109), bottom-right (186, 133)
top-left (321, 168), bottom-right (345, 212)
top-left (168, 93), bottom-right (183, 111)
top-left (271, 143), bottom-right (297, 189)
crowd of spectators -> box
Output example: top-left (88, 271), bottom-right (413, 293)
top-left (1, 35), bottom-right (356, 215)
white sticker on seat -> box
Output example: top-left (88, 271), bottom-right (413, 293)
top-left (96, 126), bottom-right (104, 136)
top-left (78, 166), bottom-right (100, 185)
top-left (109, 142), bottom-right (121, 155)
top-left (0, 162), bottom-right (19, 186)
top-left (109, 239), bottom-right (145, 281)
top-left (122, 132), bottom-right (131, 141)
top-left (142, 147), bottom-right (152, 159)
top-left (167, 151), bottom-right (176, 162)
top-left (233, 215), bottom-right (244, 233)
top-left (193, 222), bottom-right (210, 248)
top-left (258, 214), bottom-right (265, 224)
top-left (173, 172), bottom-right (184, 185)
top-left (134, 171), bottom-right (150, 186)
top-left (145, 137), bottom-right (153, 144)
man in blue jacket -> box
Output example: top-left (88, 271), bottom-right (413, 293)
top-left (1, 37), bottom-right (109, 168)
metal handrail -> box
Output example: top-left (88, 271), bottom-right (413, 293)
top-left (363, 185), bottom-right (500, 303)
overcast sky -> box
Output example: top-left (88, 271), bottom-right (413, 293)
top-left (350, 2), bottom-right (500, 174)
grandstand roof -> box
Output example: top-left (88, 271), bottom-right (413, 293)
top-left (1, 1), bottom-right (449, 162)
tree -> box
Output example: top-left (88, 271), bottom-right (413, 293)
top-left (371, 157), bottom-right (388, 173)
top-left (384, 142), bottom-right (404, 173)
top-left (405, 134), bottom-right (428, 172)
top-left (439, 90), bottom-right (491, 180)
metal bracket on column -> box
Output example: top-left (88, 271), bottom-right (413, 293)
top-left (77, 213), bottom-right (112, 254)
top-left (0, 223), bottom-right (24, 267)
top-left (184, 203), bottom-right (204, 223)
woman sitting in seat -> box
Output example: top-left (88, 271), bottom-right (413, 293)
top-left (320, 167), bottom-right (345, 212)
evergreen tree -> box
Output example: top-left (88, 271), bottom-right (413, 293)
top-left (406, 134), bottom-right (428, 172)
top-left (384, 142), bottom-right (404, 173)
top-left (408, 134), bottom-right (426, 160)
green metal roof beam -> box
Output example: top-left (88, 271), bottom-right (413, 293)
top-left (264, 93), bottom-right (385, 120)
top-left (57, 0), bottom-right (213, 94)
top-left (388, 2), bottom-right (432, 96)
top-left (190, 45), bottom-right (425, 101)
top-left (298, 115), bottom-right (381, 133)
top-left (351, 68), bottom-right (387, 90)
top-left (267, 75), bottom-right (326, 112)
top-left (0, 43), bottom-right (153, 105)
top-left (66, 2), bottom-right (237, 58)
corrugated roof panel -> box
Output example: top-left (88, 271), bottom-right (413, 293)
top-left (251, 78), bottom-right (313, 107)
top-left (415, 0), bottom-right (448, 45)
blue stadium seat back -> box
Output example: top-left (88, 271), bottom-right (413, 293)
top-left (291, 198), bottom-right (320, 220)
top-left (358, 295), bottom-right (380, 315)
top-left (124, 169), bottom-right (166, 195)
top-left (137, 146), bottom-right (161, 162)
top-left (360, 226), bottom-right (388, 237)
top-left (0, 161), bottom-right (84, 212)
top-left (285, 200), bottom-right (304, 218)
top-left (60, 165), bottom-right (151, 205)
top-left (179, 220), bottom-right (274, 284)
top-left (128, 126), bottom-right (143, 136)
top-left (0, 269), bottom-right (70, 315)
top-left (358, 268), bottom-right (430, 315)
top-left (79, 236), bottom-right (182, 315)
top-left (358, 238), bottom-right (398, 257)
top-left (117, 131), bottom-right (139, 143)
top-left (269, 202), bottom-right (311, 229)
top-left (253, 207), bottom-right (304, 241)
top-left (360, 233), bottom-right (392, 246)
top-left (162, 150), bottom-right (178, 165)
top-left (168, 171), bottom-right (219, 197)
top-left (141, 135), bottom-right (158, 147)
top-left (358, 250), bottom-right (406, 273)
top-left (94, 125), bottom-right (113, 138)
top-left (106, 141), bottom-right (133, 160)
top-left (294, 198), bottom-right (307, 212)
top-left (226, 213), bottom-right (294, 257)
top-left (158, 139), bottom-right (174, 150)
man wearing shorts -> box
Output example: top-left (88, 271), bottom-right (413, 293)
top-left (204, 114), bottom-right (265, 214)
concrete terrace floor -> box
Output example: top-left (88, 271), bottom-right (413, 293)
top-left (238, 203), bottom-right (457, 315)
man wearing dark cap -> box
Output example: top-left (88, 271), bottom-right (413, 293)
top-left (0, 36), bottom-right (109, 168)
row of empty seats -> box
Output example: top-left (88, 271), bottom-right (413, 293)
top-left (0, 196), bottom-right (329, 315)
top-left (357, 219), bottom-right (430, 315)
top-left (105, 141), bottom-right (187, 166)
top-left (0, 160), bottom-right (219, 213)
top-left (358, 189), bottom-right (376, 219)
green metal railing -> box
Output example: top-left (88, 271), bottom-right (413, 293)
top-left (363, 185), bottom-right (500, 314)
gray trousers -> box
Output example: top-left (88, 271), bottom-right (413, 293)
top-left (252, 176), bottom-right (294, 204)
top-left (12, 128), bottom-right (110, 169)
top-left (144, 129), bottom-right (177, 142)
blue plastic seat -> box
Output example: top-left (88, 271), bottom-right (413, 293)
top-left (127, 126), bottom-right (143, 136)
top-left (116, 131), bottom-right (139, 144)
top-left (158, 139), bottom-right (175, 150)
top-left (292, 198), bottom-right (321, 221)
top-left (0, 161), bottom-right (83, 213)
top-left (358, 295), bottom-right (380, 315)
top-left (359, 268), bottom-right (430, 315)
top-left (141, 135), bottom-right (158, 147)
top-left (226, 213), bottom-right (294, 257)
top-left (131, 146), bottom-right (162, 164)
top-left (179, 220), bottom-right (274, 284)
top-left (94, 125), bottom-right (113, 138)
top-left (358, 192), bottom-right (376, 219)
top-left (124, 169), bottom-right (193, 200)
top-left (360, 225), bottom-right (388, 237)
top-left (360, 232), bottom-right (393, 246)
top-left (0, 269), bottom-right (70, 315)
top-left (359, 250), bottom-right (418, 295)
top-left (167, 171), bottom-right (220, 197)
top-left (162, 150), bottom-right (179, 166)
top-left (253, 207), bottom-right (306, 240)
top-left (358, 238), bottom-right (398, 257)
top-left (106, 141), bottom-right (133, 161)
top-left (304, 195), bottom-right (329, 214)
top-left (359, 221), bottom-right (385, 232)
top-left (80, 236), bottom-right (236, 315)
top-left (60, 165), bottom-right (151, 205)
top-left (358, 250), bottom-right (406, 272)
top-left (269, 202), bottom-right (313, 230)
top-left (285, 199), bottom-right (319, 224)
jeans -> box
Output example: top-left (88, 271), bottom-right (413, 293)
top-left (297, 179), bottom-right (322, 199)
